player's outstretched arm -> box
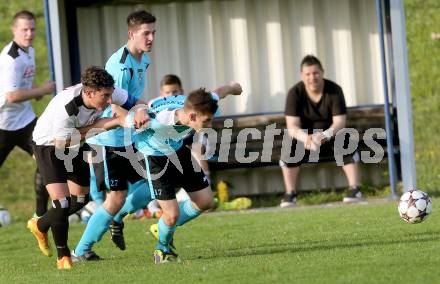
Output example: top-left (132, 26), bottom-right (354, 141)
top-left (132, 101), bottom-right (150, 129)
top-left (53, 111), bottom-right (127, 149)
top-left (213, 81), bottom-right (242, 100)
top-left (80, 113), bottom-right (128, 136)
top-left (113, 103), bottom-right (150, 130)
top-left (6, 81), bottom-right (55, 103)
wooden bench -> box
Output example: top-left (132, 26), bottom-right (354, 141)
top-left (206, 104), bottom-right (399, 196)
top-left (208, 104), bottom-right (394, 169)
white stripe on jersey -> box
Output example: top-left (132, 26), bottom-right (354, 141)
top-left (33, 84), bottom-right (128, 146)
top-left (0, 41), bottom-right (36, 130)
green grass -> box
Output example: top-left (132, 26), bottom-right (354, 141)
top-left (1, 200), bottom-right (439, 283)
top-left (406, 0), bottom-right (440, 192)
top-left (0, 0), bottom-right (51, 90)
top-left (1, 0), bottom-right (439, 209)
top-left (0, 2), bottom-right (439, 282)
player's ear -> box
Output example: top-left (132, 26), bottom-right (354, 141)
top-left (83, 88), bottom-right (93, 98)
top-left (127, 29), bottom-right (134, 40)
top-left (189, 112), bottom-right (197, 121)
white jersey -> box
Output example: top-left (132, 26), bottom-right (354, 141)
top-left (0, 41), bottom-right (36, 130)
top-left (33, 84), bottom-right (129, 146)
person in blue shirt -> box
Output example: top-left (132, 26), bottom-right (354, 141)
top-left (147, 74), bottom-right (213, 224)
top-left (72, 10), bottom-right (154, 261)
top-left (133, 82), bottom-right (242, 263)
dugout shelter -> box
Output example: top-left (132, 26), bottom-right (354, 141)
top-left (45, 0), bottom-right (414, 197)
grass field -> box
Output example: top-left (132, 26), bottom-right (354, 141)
top-left (1, 200), bottom-right (439, 284)
top-left (0, 0), bottom-right (439, 211)
top-left (0, 1), bottom-right (439, 283)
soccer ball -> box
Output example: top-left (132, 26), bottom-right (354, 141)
top-left (0, 206), bottom-right (11, 227)
top-left (398, 189), bottom-right (432, 224)
top-left (80, 201), bottom-right (99, 224)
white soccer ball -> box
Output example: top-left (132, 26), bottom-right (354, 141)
top-left (0, 206), bottom-right (11, 227)
top-left (80, 201), bottom-right (99, 224)
top-left (398, 189), bottom-right (432, 224)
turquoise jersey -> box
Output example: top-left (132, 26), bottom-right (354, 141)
top-left (87, 45), bottom-right (150, 146)
top-left (134, 95), bottom-right (191, 156)
top-left (134, 93), bottom-right (220, 156)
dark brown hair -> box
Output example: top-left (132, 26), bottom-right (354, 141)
top-left (300, 55), bottom-right (324, 71)
top-left (185, 88), bottom-right (218, 115)
top-left (81, 66), bottom-right (115, 90)
top-left (127, 10), bottom-right (156, 30)
top-left (160, 74), bottom-right (182, 88)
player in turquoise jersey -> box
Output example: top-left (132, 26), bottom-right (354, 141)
top-left (72, 10), bottom-right (155, 261)
top-left (87, 41), bottom-right (151, 204)
top-left (133, 82), bottom-right (242, 263)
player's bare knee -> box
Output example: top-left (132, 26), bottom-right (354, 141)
top-left (163, 211), bottom-right (179, 226)
top-left (206, 199), bottom-right (216, 210)
top-left (103, 196), bottom-right (125, 215)
top-left (196, 198), bottom-right (215, 211)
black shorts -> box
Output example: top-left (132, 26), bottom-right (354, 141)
top-left (146, 146), bottom-right (209, 200)
top-left (0, 117), bottom-right (36, 166)
top-left (85, 144), bottom-right (107, 191)
top-left (32, 143), bottom-right (90, 186)
top-left (102, 144), bottom-right (144, 191)
top-left (279, 137), bottom-right (359, 167)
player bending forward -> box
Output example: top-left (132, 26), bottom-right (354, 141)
top-left (28, 66), bottom-right (142, 269)
top-left (134, 82), bottom-right (242, 263)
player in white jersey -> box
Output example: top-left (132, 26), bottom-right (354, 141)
top-left (27, 66), bottom-right (143, 270)
top-left (0, 10), bottom-right (55, 219)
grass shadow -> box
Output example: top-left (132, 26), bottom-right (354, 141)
top-left (190, 230), bottom-right (440, 261)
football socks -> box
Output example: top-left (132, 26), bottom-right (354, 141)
top-left (176, 199), bottom-right (201, 226)
top-left (74, 206), bottom-right (113, 256)
top-left (113, 180), bottom-right (151, 223)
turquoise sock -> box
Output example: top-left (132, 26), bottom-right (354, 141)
top-left (89, 163), bottom-right (104, 205)
top-left (176, 199), bottom-right (201, 226)
top-left (113, 180), bottom-right (151, 223)
top-left (156, 217), bottom-right (176, 252)
top-left (74, 206), bottom-right (113, 256)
